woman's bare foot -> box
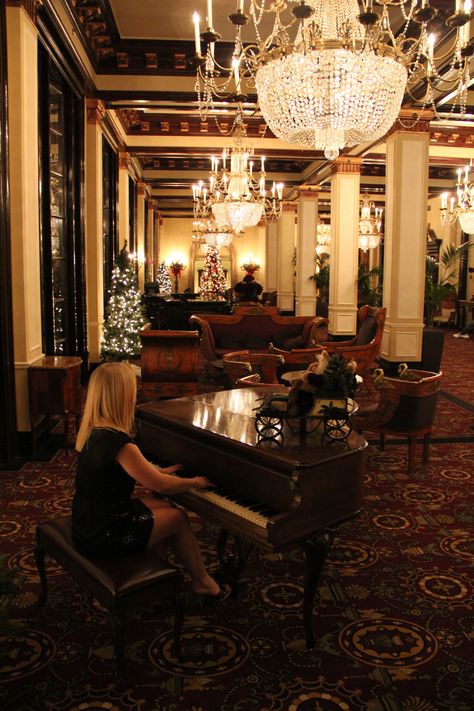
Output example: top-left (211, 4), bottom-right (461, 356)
top-left (191, 574), bottom-right (221, 597)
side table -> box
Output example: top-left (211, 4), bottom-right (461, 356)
top-left (29, 356), bottom-right (82, 454)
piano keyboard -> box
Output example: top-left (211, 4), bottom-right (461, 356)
top-left (187, 486), bottom-right (280, 528)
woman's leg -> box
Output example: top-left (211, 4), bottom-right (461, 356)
top-left (141, 497), bottom-right (220, 596)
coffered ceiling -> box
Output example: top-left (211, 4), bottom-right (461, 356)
top-left (61, 0), bottom-right (474, 217)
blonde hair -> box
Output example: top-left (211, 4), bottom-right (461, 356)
top-left (76, 361), bottom-right (137, 451)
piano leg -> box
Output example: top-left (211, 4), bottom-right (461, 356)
top-left (301, 529), bottom-right (336, 648)
top-left (216, 529), bottom-right (253, 586)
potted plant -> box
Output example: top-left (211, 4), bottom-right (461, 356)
top-left (357, 264), bottom-right (383, 307)
top-left (424, 242), bottom-right (473, 326)
top-left (310, 255), bottom-right (330, 317)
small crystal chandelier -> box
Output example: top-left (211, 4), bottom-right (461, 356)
top-left (192, 217), bottom-right (236, 249)
top-left (316, 221), bottom-right (331, 255)
top-left (440, 166), bottom-right (474, 234)
top-left (191, 1), bottom-right (473, 161)
top-left (358, 196), bottom-right (383, 252)
top-left (191, 110), bottom-right (283, 234)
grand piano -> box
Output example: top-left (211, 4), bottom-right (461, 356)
top-left (136, 387), bottom-right (367, 646)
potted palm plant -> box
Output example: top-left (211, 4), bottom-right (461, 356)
top-left (424, 243), bottom-right (472, 326)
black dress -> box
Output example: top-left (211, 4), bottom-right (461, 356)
top-left (72, 427), bottom-right (153, 556)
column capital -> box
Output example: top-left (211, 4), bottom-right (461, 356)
top-left (330, 157), bottom-right (362, 175)
top-left (6, 0), bottom-right (37, 23)
top-left (388, 109), bottom-right (434, 137)
top-left (119, 152), bottom-right (132, 170)
top-left (137, 181), bottom-right (147, 197)
top-left (86, 99), bottom-right (106, 126)
top-left (297, 188), bottom-right (319, 200)
top-left (282, 201), bottom-right (297, 213)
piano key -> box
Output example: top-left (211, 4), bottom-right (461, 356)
top-left (189, 488), bottom-right (271, 527)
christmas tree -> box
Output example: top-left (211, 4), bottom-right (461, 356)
top-left (199, 245), bottom-right (227, 299)
top-left (101, 243), bottom-right (147, 360)
top-left (156, 260), bottom-right (173, 295)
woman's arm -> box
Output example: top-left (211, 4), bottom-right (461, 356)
top-left (116, 443), bottom-right (212, 493)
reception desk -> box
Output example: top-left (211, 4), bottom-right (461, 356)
top-left (143, 295), bottom-right (232, 330)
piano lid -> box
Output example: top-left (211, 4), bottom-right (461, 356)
top-left (136, 387), bottom-right (367, 468)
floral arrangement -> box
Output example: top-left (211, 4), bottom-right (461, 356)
top-left (169, 261), bottom-right (186, 276)
top-left (241, 261), bottom-right (260, 275)
top-left (288, 351), bottom-right (357, 417)
top-left (293, 351), bottom-right (357, 396)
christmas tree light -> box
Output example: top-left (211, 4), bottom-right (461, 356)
top-left (101, 243), bottom-right (148, 360)
top-left (156, 260), bottom-right (173, 295)
top-left (199, 245), bottom-right (227, 300)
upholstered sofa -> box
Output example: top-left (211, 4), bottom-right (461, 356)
top-left (189, 308), bottom-right (326, 365)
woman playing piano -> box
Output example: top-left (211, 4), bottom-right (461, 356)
top-left (72, 361), bottom-right (225, 599)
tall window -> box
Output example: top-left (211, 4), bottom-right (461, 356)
top-left (102, 140), bottom-right (118, 311)
top-left (38, 47), bottom-right (86, 362)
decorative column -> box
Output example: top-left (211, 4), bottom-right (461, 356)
top-left (256, 219), bottom-right (266, 288)
top-left (84, 99), bottom-right (105, 363)
top-left (118, 152), bottom-right (130, 251)
top-left (265, 219), bottom-right (278, 293)
top-left (6, 2), bottom-right (43, 431)
top-left (154, 204), bottom-right (162, 267)
top-left (296, 188), bottom-right (318, 316)
top-left (136, 181), bottom-right (146, 292)
top-left (146, 197), bottom-right (155, 281)
top-left (380, 111), bottom-right (432, 364)
top-left (276, 202), bottom-right (297, 313)
top-left (329, 157), bottom-right (361, 337)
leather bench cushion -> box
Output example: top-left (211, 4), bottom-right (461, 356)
top-left (37, 517), bottom-right (180, 600)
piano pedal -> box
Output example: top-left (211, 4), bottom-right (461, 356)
top-left (284, 637), bottom-right (317, 652)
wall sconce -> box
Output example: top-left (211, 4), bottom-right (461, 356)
top-left (241, 252), bottom-right (260, 275)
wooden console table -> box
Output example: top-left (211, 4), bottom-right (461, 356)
top-left (29, 356), bottom-right (82, 453)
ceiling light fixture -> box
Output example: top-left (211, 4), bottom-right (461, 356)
top-left (316, 220), bottom-right (331, 255)
top-left (358, 196), bottom-right (383, 252)
top-left (192, 217), bottom-right (237, 248)
top-left (440, 165), bottom-right (474, 234)
top-left (191, 109), bottom-right (283, 233)
top-left (191, 1), bottom-right (473, 160)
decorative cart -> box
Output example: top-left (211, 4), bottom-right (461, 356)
top-left (254, 352), bottom-right (358, 444)
top-left (254, 391), bottom-right (354, 443)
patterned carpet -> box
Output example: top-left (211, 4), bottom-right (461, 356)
top-left (1, 330), bottom-right (473, 711)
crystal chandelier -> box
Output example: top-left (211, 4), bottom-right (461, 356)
top-left (358, 196), bottom-right (383, 252)
top-left (191, 1), bottom-right (473, 160)
top-left (440, 166), bottom-right (474, 234)
top-left (192, 217), bottom-right (236, 248)
top-left (316, 220), bottom-right (331, 255)
top-left (191, 111), bottom-right (284, 233)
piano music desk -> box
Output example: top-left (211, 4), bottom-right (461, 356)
top-left (136, 387), bottom-right (367, 648)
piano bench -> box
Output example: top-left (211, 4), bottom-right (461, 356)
top-left (34, 516), bottom-right (184, 686)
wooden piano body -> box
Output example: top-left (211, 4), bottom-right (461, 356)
top-left (136, 387), bottom-right (366, 646)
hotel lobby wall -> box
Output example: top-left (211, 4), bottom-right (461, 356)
top-left (160, 218), bottom-right (266, 290)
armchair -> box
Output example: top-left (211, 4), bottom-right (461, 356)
top-left (352, 369), bottom-right (442, 474)
top-left (235, 373), bottom-right (287, 390)
top-left (317, 305), bottom-right (386, 393)
top-left (222, 350), bottom-right (285, 388)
